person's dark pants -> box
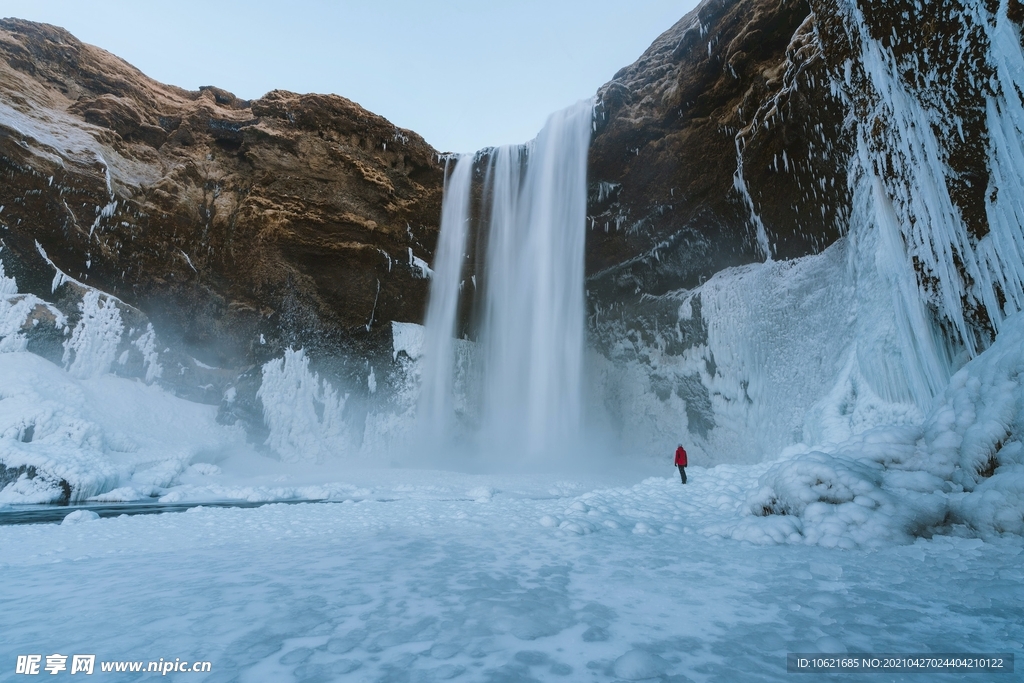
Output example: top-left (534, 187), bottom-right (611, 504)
top-left (677, 465), bottom-right (687, 484)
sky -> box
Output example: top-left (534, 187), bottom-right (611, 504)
top-left (3, 0), bottom-right (701, 152)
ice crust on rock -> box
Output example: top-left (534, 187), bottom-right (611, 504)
top-left (390, 321), bottom-right (424, 362)
top-left (258, 348), bottom-right (355, 463)
top-left (62, 289), bottom-right (124, 379)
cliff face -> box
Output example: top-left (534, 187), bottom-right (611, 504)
top-left (586, 0), bottom-right (852, 308)
top-left (587, 0), bottom-right (1024, 345)
top-left (0, 18), bottom-right (443, 394)
top-left (585, 0), bottom-right (1024, 461)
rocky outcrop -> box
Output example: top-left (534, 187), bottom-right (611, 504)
top-left (585, 0), bottom-right (1024, 460)
top-left (587, 0), bottom-right (852, 310)
top-left (588, 0), bottom-right (1024, 340)
top-left (0, 18), bottom-right (444, 406)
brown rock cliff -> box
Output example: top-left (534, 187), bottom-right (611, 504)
top-left (0, 17), bottom-right (444, 384)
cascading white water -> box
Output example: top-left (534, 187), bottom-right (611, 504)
top-left (418, 154), bottom-right (473, 441)
top-left (481, 101), bottom-right (593, 457)
top-left (419, 100), bottom-right (593, 460)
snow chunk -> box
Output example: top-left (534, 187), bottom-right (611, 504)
top-left (391, 321), bottom-right (424, 361)
top-left (88, 487), bottom-right (146, 502)
top-left (613, 650), bottom-right (668, 680)
top-left (61, 509), bottom-right (99, 525)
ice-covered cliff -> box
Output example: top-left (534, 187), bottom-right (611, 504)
top-left (587, 0), bottom-right (1024, 469)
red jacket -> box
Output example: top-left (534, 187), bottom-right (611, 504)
top-left (674, 446), bottom-right (687, 467)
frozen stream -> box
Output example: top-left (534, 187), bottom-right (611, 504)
top-left (1, 467), bottom-right (1020, 683)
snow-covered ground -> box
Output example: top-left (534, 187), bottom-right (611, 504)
top-left (3, 192), bottom-right (1024, 681)
top-left (4, 320), bottom-right (1020, 680)
top-left (3, 299), bottom-right (1023, 683)
top-left (2, 470), bottom-right (1021, 683)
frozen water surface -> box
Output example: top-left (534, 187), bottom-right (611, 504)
top-left (1, 470), bottom-right (1021, 683)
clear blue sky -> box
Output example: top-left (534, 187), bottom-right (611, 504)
top-left (3, 0), bottom-right (699, 152)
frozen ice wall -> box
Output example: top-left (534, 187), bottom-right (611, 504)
top-left (594, 0), bottom-right (1024, 467)
top-left (257, 348), bottom-right (355, 464)
top-left (0, 264), bottom-right (245, 504)
top-left (840, 0), bottom-right (1024, 353)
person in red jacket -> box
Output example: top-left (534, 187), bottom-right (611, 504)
top-left (674, 444), bottom-right (688, 484)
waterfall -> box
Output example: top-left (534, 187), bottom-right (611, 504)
top-left (419, 100), bottom-right (593, 461)
top-left (418, 154), bottom-right (474, 442)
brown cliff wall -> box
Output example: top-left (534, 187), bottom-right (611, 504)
top-left (586, 0), bottom-right (853, 313)
top-left (0, 18), bottom-right (443, 385)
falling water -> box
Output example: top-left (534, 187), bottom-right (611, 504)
top-left (418, 154), bottom-right (473, 441)
top-left (419, 100), bottom-right (593, 460)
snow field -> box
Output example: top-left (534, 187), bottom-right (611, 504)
top-left (1, 480), bottom-right (1021, 683)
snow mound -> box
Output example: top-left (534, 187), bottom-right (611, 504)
top-left (613, 650), bottom-right (669, 680)
top-left (0, 352), bottom-right (248, 503)
top-left (60, 509), bottom-right (99, 525)
top-left (723, 313), bottom-right (1024, 546)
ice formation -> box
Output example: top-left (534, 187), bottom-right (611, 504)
top-left (258, 348), bottom-right (354, 464)
top-left (62, 289), bottom-right (124, 380)
top-left (566, 0), bottom-right (1024, 545)
top-left (0, 267), bottom-right (249, 503)
top-left (0, 350), bottom-right (243, 504)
